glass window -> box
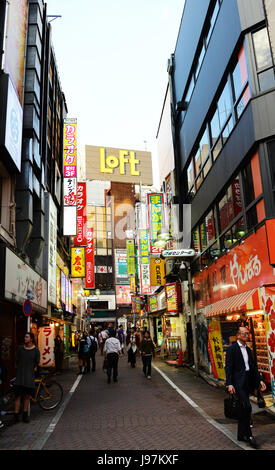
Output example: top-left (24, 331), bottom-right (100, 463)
top-left (267, 140), bottom-right (275, 187)
top-left (222, 116), bottom-right (234, 145)
top-left (242, 162), bottom-right (255, 206)
top-left (187, 159), bottom-right (195, 191)
top-left (236, 85), bottom-right (250, 119)
top-left (246, 205), bottom-right (258, 230)
top-left (253, 28), bottom-right (273, 70)
top-left (230, 176), bottom-right (243, 217)
top-left (199, 127), bottom-right (210, 166)
top-left (200, 210), bottom-right (216, 251)
top-left (217, 81), bottom-right (232, 128)
top-left (203, 158), bottom-right (211, 178)
top-left (206, 0), bottom-right (219, 45)
top-left (195, 43), bottom-right (206, 80)
top-left (232, 45), bottom-right (249, 101)
top-left (186, 75), bottom-right (195, 102)
top-left (210, 109), bottom-right (220, 147)
top-left (219, 194), bottom-right (229, 233)
top-left (195, 148), bottom-right (201, 176)
top-left (258, 68), bottom-right (275, 92)
top-left (212, 137), bottom-right (222, 161)
top-left (232, 218), bottom-right (246, 241)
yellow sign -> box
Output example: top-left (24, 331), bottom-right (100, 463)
top-left (100, 148), bottom-right (140, 176)
top-left (71, 247), bottom-right (85, 278)
top-left (208, 319), bottom-right (225, 380)
top-left (130, 276), bottom-right (136, 293)
top-left (150, 258), bottom-right (165, 286)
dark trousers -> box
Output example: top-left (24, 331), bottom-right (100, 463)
top-left (142, 355), bottom-right (152, 376)
top-left (236, 372), bottom-right (253, 439)
top-left (107, 353), bottom-right (119, 380)
top-left (90, 352), bottom-right (96, 371)
top-left (128, 348), bottom-right (137, 367)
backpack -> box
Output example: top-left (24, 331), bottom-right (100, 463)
top-left (82, 342), bottom-right (90, 354)
top-left (90, 337), bottom-right (98, 353)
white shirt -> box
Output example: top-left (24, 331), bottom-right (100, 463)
top-left (104, 337), bottom-right (121, 355)
top-left (237, 340), bottom-right (250, 371)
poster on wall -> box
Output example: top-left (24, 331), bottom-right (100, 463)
top-left (208, 319), bottom-right (225, 380)
top-left (165, 283), bottom-right (180, 314)
top-left (116, 285), bottom-right (131, 304)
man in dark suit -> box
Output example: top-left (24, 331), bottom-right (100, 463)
top-left (225, 326), bottom-right (266, 448)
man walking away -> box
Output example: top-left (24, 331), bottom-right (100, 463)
top-left (104, 330), bottom-right (122, 383)
top-left (89, 330), bottom-right (98, 372)
top-left (225, 326), bottom-right (266, 448)
top-left (13, 332), bottom-right (40, 423)
top-left (140, 331), bottom-right (155, 379)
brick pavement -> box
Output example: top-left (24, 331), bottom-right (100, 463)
top-left (1, 354), bottom-right (274, 451)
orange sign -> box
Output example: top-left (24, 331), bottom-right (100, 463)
top-left (194, 225), bottom-right (275, 308)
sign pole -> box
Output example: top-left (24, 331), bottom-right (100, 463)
top-left (187, 260), bottom-right (199, 377)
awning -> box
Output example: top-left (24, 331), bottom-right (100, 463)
top-left (205, 288), bottom-right (261, 318)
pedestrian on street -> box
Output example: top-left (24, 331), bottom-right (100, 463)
top-left (54, 335), bottom-right (64, 375)
top-left (104, 330), bottom-right (122, 383)
top-left (117, 324), bottom-right (125, 355)
top-left (139, 331), bottom-right (155, 379)
top-left (98, 328), bottom-right (109, 356)
top-left (13, 332), bottom-right (40, 423)
top-left (78, 331), bottom-right (90, 374)
top-left (126, 327), bottom-right (140, 368)
top-left (225, 326), bottom-right (266, 449)
top-left (0, 358), bottom-right (7, 429)
top-left (88, 330), bottom-right (98, 372)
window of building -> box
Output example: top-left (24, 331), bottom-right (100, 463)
top-left (232, 45), bottom-right (251, 118)
top-left (187, 159), bottom-right (195, 195)
top-left (200, 210), bottom-right (216, 251)
top-left (195, 43), bottom-right (206, 80)
top-left (218, 175), bottom-right (243, 233)
top-left (252, 27), bottom-right (275, 92)
top-left (267, 140), bottom-right (275, 188)
top-left (205, 0), bottom-right (220, 45)
top-left (242, 161), bottom-right (255, 206)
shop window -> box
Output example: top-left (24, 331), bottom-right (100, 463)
top-left (242, 162), bottom-right (255, 206)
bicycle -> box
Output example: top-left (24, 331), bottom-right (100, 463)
top-left (3, 370), bottom-right (63, 413)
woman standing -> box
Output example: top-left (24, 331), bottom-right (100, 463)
top-left (140, 331), bottom-right (155, 379)
top-left (78, 331), bottom-right (90, 374)
top-left (126, 327), bottom-right (140, 368)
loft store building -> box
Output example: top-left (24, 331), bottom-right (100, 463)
top-left (0, 0), bottom-right (73, 381)
top-left (168, 0), bottom-right (275, 402)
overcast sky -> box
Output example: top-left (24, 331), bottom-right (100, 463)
top-left (45, 0), bottom-right (185, 186)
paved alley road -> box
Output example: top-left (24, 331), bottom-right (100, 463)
top-left (39, 355), bottom-right (239, 451)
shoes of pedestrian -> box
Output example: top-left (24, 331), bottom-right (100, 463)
top-left (237, 435), bottom-right (259, 449)
top-left (107, 377), bottom-right (111, 384)
top-left (0, 421), bottom-right (4, 429)
top-left (147, 375), bottom-right (151, 379)
top-left (22, 412), bottom-right (30, 423)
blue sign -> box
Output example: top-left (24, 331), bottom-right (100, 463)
top-left (23, 300), bottom-right (32, 317)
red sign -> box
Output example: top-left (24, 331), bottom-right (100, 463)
top-left (194, 224), bottom-right (275, 308)
top-left (165, 282), bottom-right (181, 314)
top-left (74, 182), bottom-right (87, 246)
top-left (85, 228), bottom-right (95, 289)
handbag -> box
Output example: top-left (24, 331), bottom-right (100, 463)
top-left (224, 393), bottom-right (247, 420)
top-left (257, 389), bottom-right (266, 408)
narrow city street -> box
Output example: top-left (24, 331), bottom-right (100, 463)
top-left (1, 355), bottom-right (275, 452)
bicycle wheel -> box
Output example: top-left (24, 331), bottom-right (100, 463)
top-left (38, 380), bottom-right (63, 410)
top-left (2, 391), bottom-right (15, 413)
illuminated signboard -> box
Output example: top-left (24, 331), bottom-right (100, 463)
top-left (63, 119), bottom-right (77, 236)
top-left (85, 228), bottom-right (95, 289)
top-left (74, 182), bottom-right (87, 246)
top-left (71, 247), bottom-right (85, 278)
top-left (138, 229), bottom-right (151, 295)
top-left (147, 193), bottom-right (165, 254)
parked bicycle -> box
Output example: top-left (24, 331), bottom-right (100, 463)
top-left (3, 370), bottom-right (63, 412)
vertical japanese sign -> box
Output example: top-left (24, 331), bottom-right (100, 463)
top-left (46, 194), bottom-right (57, 305)
top-left (38, 326), bottom-right (54, 368)
top-left (208, 319), bottom-right (225, 380)
top-left (138, 229), bottom-right (151, 294)
top-left (131, 296), bottom-right (141, 314)
top-left (71, 247), bottom-right (85, 278)
top-left (85, 228), bottom-right (95, 289)
top-left (261, 287), bottom-right (275, 404)
top-left (74, 182), bottom-right (87, 246)
top-left (165, 283), bottom-right (180, 313)
top-left (150, 257), bottom-right (165, 286)
top-left (63, 119), bottom-right (77, 236)
top-left (127, 240), bottom-right (136, 276)
top-left (147, 193), bottom-right (165, 254)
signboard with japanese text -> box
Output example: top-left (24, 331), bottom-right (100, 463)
top-left (261, 287), bottom-right (275, 402)
top-left (165, 282), bottom-right (180, 314)
top-left (194, 225), bottom-right (275, 308)
top-left (138, 229), bottom-right (151, 295)
top-left (4, 77), bottom-right (23, 171)
top-left (131, 295), bottom-right (141, 314)
top-left (147, 193), bottom-right (165, 254)
top-left (63, 119), bottom-right (77, 236)
top-left (71, 247), bottom-right (85, 278)
top-left (74, 182), bottom-right (87, 246)
top-left (149, 295), bottom-right (158, 313)
top-left (38, 326), bottom-right (54, 368)
top-left (208, 319), bottom-right (225, 380)
top-left (45, 194), bottom-right (57, 305)
top-left (150, 257), bottom-right (165, 286)
top-left (115, 249), bottom-right (130, 284)
top-left (127, 240), bottom-right (136, 276)
top-left (130, 276), bottom-right (136, 293)
top-left (85, 228), bottom-right (95, 289)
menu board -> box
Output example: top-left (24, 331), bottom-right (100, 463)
top-left (249, 314), bottom-right (270, 383)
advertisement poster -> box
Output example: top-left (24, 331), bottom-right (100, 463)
top-left (165, 283), bottom-right (180, 314)
top-left (116, 285), bottom-right (131, 304)
top-left (208, 319), bottom-right (225, 380)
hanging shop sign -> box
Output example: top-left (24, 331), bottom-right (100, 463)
top-left (208, 319), bottom-right (226, 380)
top-left (138, 229), bottom-right (151, 295)
top-left (127, 240), bottom-right (136, 276)
top-left (150, 257), bottom-right (165, 286)
top-left (63, 119), bottom-right (77, 236)
top-left (165, 282), bottom-right (181, 314)
top-left (131, 295), bottom-right (141, 314)
top-left (85, 228), bottom-right (95, 289)
top-left (115, 249), bottom-right (130, 284)
top-left (74, 182), bottom-right (87, 246)
top-left (4, 247), bottom-right (47, 310)
top-left (71, 247), bottom-right (85, 278)
top-left (130, 276), bottom-right (136, 293)
top-left (149, 295), bottom-right (158, 313)
top-left (162, 248), bottom-right (196, 258)
top-left (147, 193), bottom-right (165, 254)
top-left (194, 225), bottom-right (275, 308)
top-left (38, 326), bottom-right (54, 368)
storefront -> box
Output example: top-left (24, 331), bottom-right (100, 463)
top-left (194, 223), bottom-right (275, 405)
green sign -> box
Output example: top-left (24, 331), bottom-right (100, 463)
top-left (127, 240), bottom-right (136, 275)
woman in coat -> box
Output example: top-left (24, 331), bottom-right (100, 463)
top-left (126, 327), bottom-right (140, 368)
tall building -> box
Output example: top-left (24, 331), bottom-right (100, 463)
top-left (168, 0), bottom-right (275, 399)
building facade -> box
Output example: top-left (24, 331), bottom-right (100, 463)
top-left (168, 0), bottom-right (275, 401)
